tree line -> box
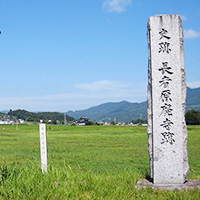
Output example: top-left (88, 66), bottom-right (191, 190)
top-left (4, 109), bottom-right (200, 125)
top-left (185, 109), bottom-right (200, 125)
top-left (8, 109), bottom-right (74, 124)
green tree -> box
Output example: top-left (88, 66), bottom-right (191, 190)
top-left (8, 109), bottom-right (75, 123)
top-left (132, 119), bottom-right (147, 124)
top-left (185, 109), bottom-right (200, 125)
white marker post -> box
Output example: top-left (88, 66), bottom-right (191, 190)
top-left (39, 123), bottom-right (48, 173)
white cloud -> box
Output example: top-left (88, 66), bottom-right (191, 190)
top-left (74, 80), bottom-right (146, 106)
top-left (102, 0), bottom-right (132, 13)
top-left (75, 80), bottom-right (129, 91)
top-left (187, 81), bottom-right (200, 89)
top-left (0, 80), bottom-right (147, 111)
top-left (184, 29), bottom-right (200, 39)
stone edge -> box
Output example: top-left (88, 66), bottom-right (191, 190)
top-left (135, 179), bottom-right (200, 191)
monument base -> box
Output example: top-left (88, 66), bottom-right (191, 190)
top-left (135, 179), bottom-right (200, 191)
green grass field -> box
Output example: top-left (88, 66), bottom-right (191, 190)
top-left (0, 125), bottom-right (199, 199)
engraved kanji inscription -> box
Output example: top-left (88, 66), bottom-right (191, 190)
top-left (161, 118), bottom-right (174, 131)
top-left (160, 103), bottom-right (173, 116)
top-left (161, 132), bottom-right (175, 145)
top-left (159, 76), bottom-right (172, 88)
top-left (160, 90), bottom-right (172, 102)
top-left (159, 28), bottom-right (171, 40)
top-left (158, 62), bottom-right (173, 75)
top-left (158, 42), bottom-right (171, 53)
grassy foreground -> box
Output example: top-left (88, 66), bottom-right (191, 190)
top-left (0, 125), bottom-right (199, 199)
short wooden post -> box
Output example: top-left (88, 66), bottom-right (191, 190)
top-left (39, 123), bottom-right (48, 173)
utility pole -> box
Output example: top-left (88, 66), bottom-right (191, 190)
top-left (64, 113), bottom-right (66, 125)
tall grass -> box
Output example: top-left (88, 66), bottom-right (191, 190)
top-left (0, 125), bottom-right (199, 199)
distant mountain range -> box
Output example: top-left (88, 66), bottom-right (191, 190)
top-left (1, 87), bottom-right (199, 123)
top-left (67, 87), bottom-right (200, 123)
top-left (67, 101), bottom-right (147, 123)
top-left (186, 87), bottom-right (200, 111)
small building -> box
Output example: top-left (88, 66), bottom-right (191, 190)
top-left (0, 120), bottom-right (12, 125)
top-left (77, 116), bottom-right (90, 126)
top-left (142, 124), bottom-right (148, 126)
top-left (19, 119), bottom-right (25, 124)
top-left (104, 122), bottom-right (111, 126)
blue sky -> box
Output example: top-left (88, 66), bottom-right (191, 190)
top-left (0, 0), bottom-right (200, 112)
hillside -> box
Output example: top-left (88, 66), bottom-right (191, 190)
top-left (8, 110), bottom-right (75, 123)
top-left (2, 87), bottom-right (199, 123)
top-left (186, 87), bottom-right (200, 111)
top-left (67, 101), bottom-right (147, 123)
top-left (67, 87), bottom-right (200, 123)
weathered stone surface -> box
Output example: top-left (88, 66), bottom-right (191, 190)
top-left (39, 123), bottom-right (48, 173)
top-left (135, 179), bottom-right (200, 191)
top-left (147, 14), bottom-right (189, 184)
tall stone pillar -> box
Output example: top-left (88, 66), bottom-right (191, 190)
top-left (147, 14), bottom-right (189, 184)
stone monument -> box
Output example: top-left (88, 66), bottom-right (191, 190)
top-left (39, 123), bottom-right (48, 173)
top-left (148, 14), bottom-right (189, 184)
top-left (135, 14), bottom-right (200, 190)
